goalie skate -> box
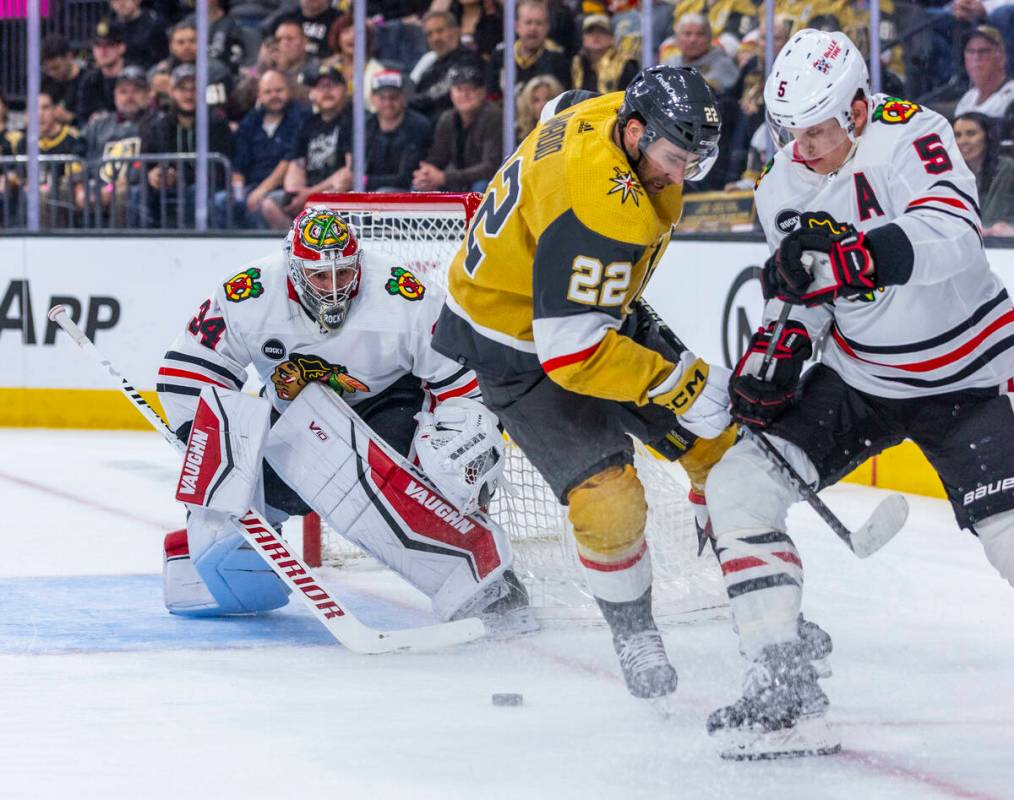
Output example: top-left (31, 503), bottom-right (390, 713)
top-left (707, 642), bottom-right (840, 760)
top-left (453, 569), bottom-right (539, 638)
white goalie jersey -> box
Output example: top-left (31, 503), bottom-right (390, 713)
top-left (157, 250), bottom-right (480, 434)
top-left (755, 94), bottom-right (1014, 398)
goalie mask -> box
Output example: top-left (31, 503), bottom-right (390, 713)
top-left (618, 65), bottom-right (722, 183)
top-left (285, 206), bottom-right (362, 332)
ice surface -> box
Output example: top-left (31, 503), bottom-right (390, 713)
top-left (1, 429), bottom-right (1012, 800)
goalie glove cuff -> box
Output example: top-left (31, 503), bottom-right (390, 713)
top-left (864, 223), bottom-right (914, 287)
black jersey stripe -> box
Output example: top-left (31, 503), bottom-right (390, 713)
top-left (163, 350), bottom-right (245, 387)
top-left (425, 367), bottom-right (470, 391)
top-left (833, 289), bottom-right (1009, 355)
top-left (929, 179), bottom-right (981, 217)
top-left (725, 573), bottom-right (800, 599)
top-left (905, 204), bottom-right (984, 246)
top-left (156, 383), bottom-right (202, 396)
top-left (875, 335), bottom-right (1014, 388)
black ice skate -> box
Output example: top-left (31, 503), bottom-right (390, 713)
top-left (597, 587), bottom-right (678, 700)
top-left (455, 569), bottom-right (539, 637)
top-left (707, 641), bottom-right (840, 760)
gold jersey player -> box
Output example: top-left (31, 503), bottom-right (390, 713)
top-left (432, 66), bottom-right (735, 701)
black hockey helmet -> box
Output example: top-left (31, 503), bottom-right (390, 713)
top-left (618, 65), bottom-right (722, 181)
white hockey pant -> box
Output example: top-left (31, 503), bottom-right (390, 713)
top-left (264, 384), bottom-right (515, 622)
top-left (976, 509), bottom-right (1014, 588)
top-left (705, 434), bottom-right (817, 660)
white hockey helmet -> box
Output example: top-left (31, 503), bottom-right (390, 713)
top-left (764, 28), bottom-right (870, 152)
top-left (284, 206), bottom-right (362, 333)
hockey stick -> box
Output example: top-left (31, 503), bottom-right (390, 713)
top-left (637, 300), bottom-right (907, 558)
top-left (47, 304), bottom-right (486, 654)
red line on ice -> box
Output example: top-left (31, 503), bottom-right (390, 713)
top-left (0, 470), bottom-right (174, 530)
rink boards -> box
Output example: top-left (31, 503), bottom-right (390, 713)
top-left (1, 235), bottom-right (1012, 500)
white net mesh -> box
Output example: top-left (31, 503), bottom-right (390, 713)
top-left (308, 193), bottom-right (728, 625)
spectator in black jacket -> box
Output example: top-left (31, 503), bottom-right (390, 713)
top-left (109, 0), bottom-right (169, 69)
top-left (136, 64), bottom-right (233, 227)
top-left (77, 19), bottom-right (131, 124)
top-left (487, 0), bottom-right (571, 99)
top-left (409, 10), bottom-right (485, 120)
top-left (41, 35), bottom-right (84, 126)
top-left (413, 64), bottom-right (502, 192)
top-left (365, 69), bottom-right (431, 190)
top-left (262, 0), bottom-right (340, 60)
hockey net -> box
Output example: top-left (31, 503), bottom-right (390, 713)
top-left (302, 193), bottom-right (728, 624)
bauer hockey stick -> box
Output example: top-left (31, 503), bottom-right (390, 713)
top-left (636, 299), bottom-right (907, 559)
top-left (47, 304), bottom-right (486, 654)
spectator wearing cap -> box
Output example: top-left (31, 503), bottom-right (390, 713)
top-left (261, 65), bottom-right (353, 229)
top-left (413, 64), bottom-right (502, 192)
top-left (136, 64), bottom-right (233, 228)
top-left (955, 26), bottom-right (1014, 119)
top-left (41, 35), bottom-right (84, 126)
top-left (925, 0), bottom-right (1014, 91)
top-left (217, 70), bottom-right (310, 229)
top-left (572, 15), bottom-right (639, 95)
top-left (363, 69), bottom-right (431, 191)
top-left (263, 0), bottom-right (340, 60)
top-left (410, 11), bottom-right (486, 120)
top-left (109, 0), bottom-right (169, 69)
top-left (661, 13), bottom-right (739, 96)
top-left (77, 19), bottom-right (130, 124)
top-left (79, 66), bottom-right (159, 222)
top-left (487, 0), bottom-right (571, 98)
top-left (150, 21), bottom-right (235, 118)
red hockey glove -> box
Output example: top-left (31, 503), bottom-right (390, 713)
top-left (762, 226), bottom-right (877, 307)
top-left (730, 320), bottom-right (812, 428)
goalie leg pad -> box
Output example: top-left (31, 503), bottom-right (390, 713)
top-left (975, 509), bottom-right (1014, 588)
top-left (568, 463), bottom-right (652, 603)
top-left (166, 507), bottom-right (291, 616)
top-left (175, 386), bottom-right (272, 516)
top-left (264, 383), bottom-right (515, 621)
top-left (706, 435), bottom-right (815, 659)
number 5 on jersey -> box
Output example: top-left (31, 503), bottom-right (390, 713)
top-left (464, 159), bottom-right (522, 277)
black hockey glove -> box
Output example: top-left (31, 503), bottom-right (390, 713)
top-left (761, 226), bottom-right (876, 307)
top-left (730, 320), bottom-right (812, 428)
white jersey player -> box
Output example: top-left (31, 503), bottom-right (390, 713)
top-left (159, 206), bottom-right (532, 630)
top-left (703, 29), bottom-right (1014, 760)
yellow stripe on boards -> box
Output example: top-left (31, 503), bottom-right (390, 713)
top-left (0, 388), bottom-right (168, 430)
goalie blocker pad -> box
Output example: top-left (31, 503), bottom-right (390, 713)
top-left (175, 386), bottom-right (271, 517)
top-left (263, 384), bottom-right (515, 621)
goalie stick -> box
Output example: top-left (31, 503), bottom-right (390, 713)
top-left (636, 299), bottom-right (907, 559)
top-left (47, 304), bottom-right (486, 654)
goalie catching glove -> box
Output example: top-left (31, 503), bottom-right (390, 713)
top-left (648, 350), bottom-right (732, 439)
top-left (730, 319), bottom-right (812, 428)
top-left (414, 397), bottom-right (506, 517)
top-left (762, 226), bottom-right (876, 306)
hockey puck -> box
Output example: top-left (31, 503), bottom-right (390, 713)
top-left (491, 693), bottom-right (523, 707)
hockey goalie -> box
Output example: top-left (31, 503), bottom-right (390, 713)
top-left (157, 205), bottom-right (534, 633)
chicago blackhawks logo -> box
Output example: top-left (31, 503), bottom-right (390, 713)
top-left (297, 210), bottom-right (350, 251)
top-left (223, 268), bottom-right (264, 302)
top-left (385, 267), bottom-right (426, 301)
top-left (271, 352), bottom-right (370, 401)
top-left (873, 98), bottom-right (921, 125)
top-left (607, 167), bottom-right (643, 206)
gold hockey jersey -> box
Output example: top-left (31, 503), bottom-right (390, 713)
top-left (432, 92), bottom-right (683, 406)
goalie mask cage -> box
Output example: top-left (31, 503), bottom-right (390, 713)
top-left (302, 192), bottom-right (728, 624)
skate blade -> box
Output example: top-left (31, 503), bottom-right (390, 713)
top-left (480, 607), bottom-right (541, 639)
top-left (713, 714), bottom-right (841, 761)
